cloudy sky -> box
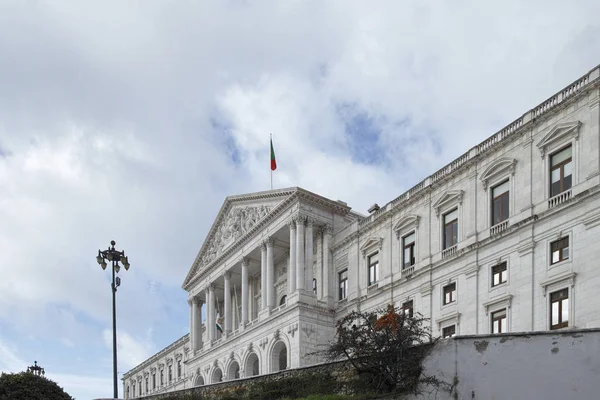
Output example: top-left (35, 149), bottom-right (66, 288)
top-left (0, 0), bottom-right (599, 398)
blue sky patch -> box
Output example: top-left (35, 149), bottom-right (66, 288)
top-left (336, 102), bottom-right (386, 166)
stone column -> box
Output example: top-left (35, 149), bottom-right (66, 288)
top-left (196, 299), bottom-right (203, 349)
top-left (248, 276), bottom-right (255, 320)
top-left (266, 237), bottom-right (275, 308)
top-left (208, 285), bottom-right (215, 342)
top-left (296, 217), bottom-right (306, 291)
top-left (305, 218), bottom-right (314, 293)
top-left (288, 220), bottom-right (297, 293)
top-left (322, 224), bottom-right (333, 304)
top-left (189, 299), bottom-right (195, 352)
top-left (260, 242), bottom-right (267, 309)
top-left (224, 271), bottom-right (231, 334)
top-left (241, 257), bottom-right (249, 325)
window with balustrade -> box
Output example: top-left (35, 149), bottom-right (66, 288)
top-left (491, 180), bottom-right (509, 226)
top-left (443, 209), bottom-right (458, 250)
top-left (402, 232), bottom-right (416, 269)
top-left (550, 145), bottom-right (572, 197)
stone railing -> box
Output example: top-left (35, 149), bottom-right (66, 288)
top-left (402, 265), bottom-right (416, 278)
top-left (442, 245), bottom-right (458, 259)
top-left (357, 64), bottom-right (599, 230)
top-left (548, 189), bottom-right (572, 209)
top-left (490, 220), bottom-right (509, 236)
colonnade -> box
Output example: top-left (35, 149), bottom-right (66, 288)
top-left (188, 215), bottom-right (333, 353)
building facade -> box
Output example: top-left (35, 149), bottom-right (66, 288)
top-left (122, 64), bottom-right (600, 398)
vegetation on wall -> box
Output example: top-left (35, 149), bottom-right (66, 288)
top-left (319, 304), bottom-right (438, 395)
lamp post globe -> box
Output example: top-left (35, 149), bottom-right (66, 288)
top-left (96, 240), bottom-right (130, 399)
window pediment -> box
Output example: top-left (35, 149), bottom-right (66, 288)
top-left (360, 236), bottom-right (383, 256)
top-left (537, 121), bottom-right (581, 158)
top-left (540, 271), bottom-right (576, 296)
top-left (393, 214), bottom-right (420, 233)
top-left (482, 293), bottom-right (513, 315)
top-left (433, 190), bottom-right (464, 217)
top-left (480, 158), bottom-right (517, 190)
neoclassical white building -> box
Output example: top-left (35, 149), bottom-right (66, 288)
top-left (123, 64), bottom-right (600, 398)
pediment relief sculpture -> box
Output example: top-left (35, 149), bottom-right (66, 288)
top-left (199, 204), bottom-right (272, 268)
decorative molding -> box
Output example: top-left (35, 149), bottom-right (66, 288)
top-left (393, 214), bottom-right (420, 236)
top-left (536, 120), bottom-right (582, 158)
top-left (583, 213), bottom-right (600, 229)
top-left (540, 272), bottom-right (577, 296)
top-left (464, 263), bottom-right (480, 278)
top-left (360, 237), bottom-right (384, 256)
top-left (287, 323), bottom-right (298, 338)
top-left (480, 158), bottom-right (517, 190)
top-left (436, 311), bottom-right (461, 327)
top-left (420, 284), bottom-right (433, 296)
top-left (517, 240), bottom-right (536, 255)
top-left (259, 337), bottom-right (269, 349)
top-left (432, 190), bottom-right (464, 217)
top-left (273, 328), bottom-right (280, 341)
top-left (482, 294), bottom-right (513, 315)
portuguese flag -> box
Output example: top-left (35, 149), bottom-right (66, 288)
top-left (270, 136), bottom-right (277, 171)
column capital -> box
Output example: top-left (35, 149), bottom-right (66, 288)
top-left (322, 224), bottom-right (333, 235)
top-left (265, 236), bottom-right (274, 247)
top-left (209, 283), bottom-right (216, 291)
top-left (223, 271), bottom-right (231, 280)
top-left (288, 219), bottom-right (297, 230)
top-left (241, 256), bottom-right (250, 267)
top-left (193, 296), bottom-right (204, 305)
top-left (306, 217), bottom-right (315, 227)
top-left (260, 241), bottom-right (267, 251)
top-left (294, 214), bottom-right (307, 226)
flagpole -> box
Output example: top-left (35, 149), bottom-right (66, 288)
top-left (270, 133), bottom-right (273, 190)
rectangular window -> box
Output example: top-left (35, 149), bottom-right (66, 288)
top-left (312, 278), bottom-right (317, 295)
top-left (551, 237), bottom-right (569, 264)
top-left (338, 269), bottom-right (348, 300)
top-left (168, 365), bottom-right (172, 383)
top-left (177, 360), bottom-right (182, 378)
top-left (491, 309), bottom-right (507, 333)
top-left (160, 371), bottom-right (163, 385)
top-left (443, 282), bottom-right (456, 305)
top-left (146, 378), bottom-right (148, 393)
top-left (491, 262), bottom-right (507, 287)
top-left (368, 252), bottom-right (379, 286)
top-left (443, 209), bottom-right (458, 249)
top-left (442, 325), bottom-right (456, 338)
top-left (402, 300), bottom-right (414, 318)
top-left (550, 146), bottom-right (572, 197)
top-left (152, 374), bottom-right (156, 389)
top-left (133, 383), bottom-right (136, 397)
top-left (550, 288), bottom-right (569, 330)
top-left (402, 232), bottom-right (416, 269)
top-left (491, 180), bottom-right (509, 225)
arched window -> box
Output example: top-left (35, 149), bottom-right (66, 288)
top-left (279, 295), bottom-right (287, 306)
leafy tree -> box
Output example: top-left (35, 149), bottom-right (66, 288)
top-left (320, 304), bottom-right (436, 394)
top-left (0, 372), bottom-right (74, 400)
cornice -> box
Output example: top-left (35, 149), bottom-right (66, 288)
top-left (122, 334), bottom-right (189, 379)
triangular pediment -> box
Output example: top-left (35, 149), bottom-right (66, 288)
top-left (537, 121), bottom-right (581, 157)
top-left (432, 190), bottom-right (464, 217)
top-left (360, 236), bottom-right (383, 255)
top-left (183, 188), bottom-right (297, 287)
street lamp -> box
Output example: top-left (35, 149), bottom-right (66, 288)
top-left (27, 361), bottom-right (45, 377)
top-left (97, 240), bottom-right (130, 399)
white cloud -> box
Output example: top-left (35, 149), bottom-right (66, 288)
top-left (0, 1), bottom-right (599, 398)
top-left (103, 329), bottom-right (155, 372)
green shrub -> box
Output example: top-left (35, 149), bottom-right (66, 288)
top-left (0, 372), bottom-right (74, 400)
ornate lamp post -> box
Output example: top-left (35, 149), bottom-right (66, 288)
top-left (97, 240), bottom-right (130, 399)
top-left (27, 361), bottom-right (45, 376)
